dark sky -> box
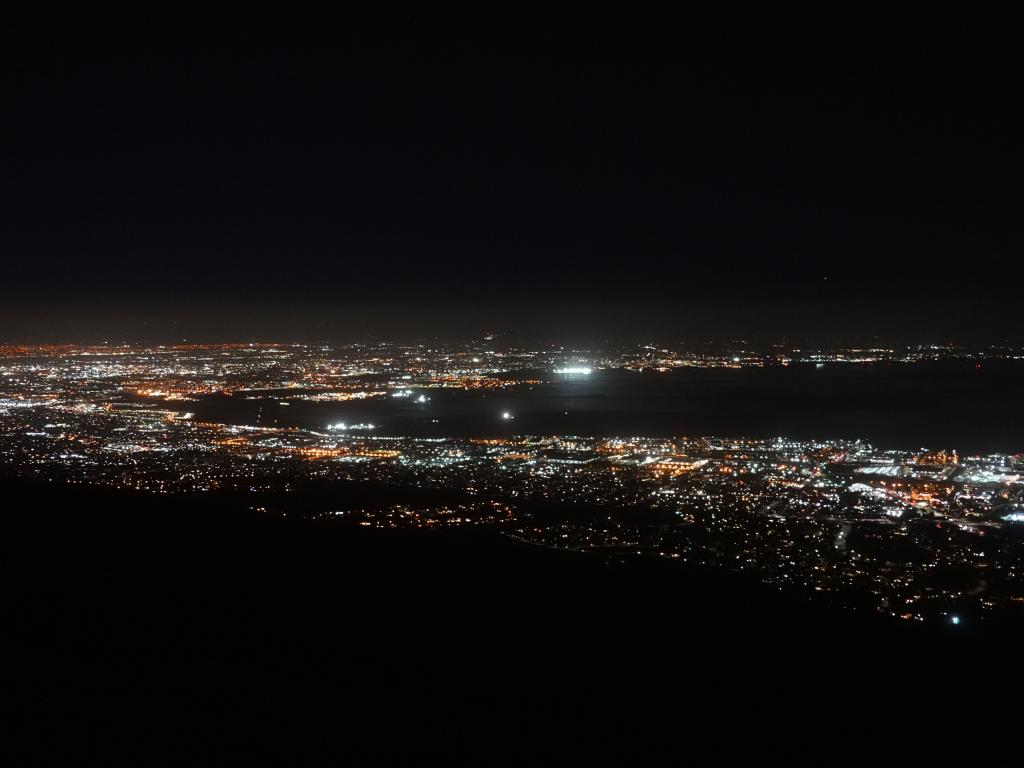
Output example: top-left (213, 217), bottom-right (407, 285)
top-left (2, 4), bottom-right (1022, 343)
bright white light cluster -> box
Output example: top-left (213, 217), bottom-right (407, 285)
top-left (326, 422), bottom-right (375, 431)
top-left (554, 366), bottom-right (592, 375)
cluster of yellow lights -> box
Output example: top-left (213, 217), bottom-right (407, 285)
top-left (652, 458), bottom-right (708, 475)
top-left (301, 390), bottom-right (386, 402)
top-left (297, 446), bottom-right (401, 460)
top-left (427, 376), bottom-right (541, 390)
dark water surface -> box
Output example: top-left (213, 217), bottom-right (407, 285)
top-left (192, 361), bottom-right (1024, 453)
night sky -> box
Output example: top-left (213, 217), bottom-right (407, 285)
top-left (3, 5), bottom-right (1022, 342)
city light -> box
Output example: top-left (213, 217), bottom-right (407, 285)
top-left (1, 341), bottom-right (1022, 625)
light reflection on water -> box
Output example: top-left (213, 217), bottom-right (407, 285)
top-left (188, 364), bottom-right (1024, 454)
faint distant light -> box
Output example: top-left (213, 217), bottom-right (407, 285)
top-left (416, 394), bottom-right (429, 404)
top-left (950, 615), bottom-right (961, 625)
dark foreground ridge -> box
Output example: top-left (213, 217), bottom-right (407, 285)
top-left (4, 479), bottom-right (1012, 684)
top-left (3, 477), bottom-right (1022, 757)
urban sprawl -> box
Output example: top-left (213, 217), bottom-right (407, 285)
top-left (2, 341), bottom-right (1022, 626)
